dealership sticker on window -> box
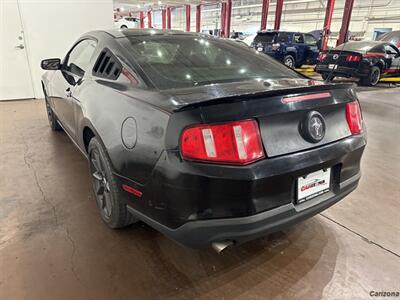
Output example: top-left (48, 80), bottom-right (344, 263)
top-left (297, 168), bottom-right (331, 203)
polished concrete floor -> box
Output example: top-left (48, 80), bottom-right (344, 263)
top-left (0, 87), bottom-right (399, 300)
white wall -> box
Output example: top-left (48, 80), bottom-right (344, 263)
top-left (19, 0), bottom-right (114, 98)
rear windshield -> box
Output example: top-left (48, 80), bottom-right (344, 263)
top-left (335, 42), bottom-right (376, 52)
top-left (254, 32), bottom-right (277, 43)
top-left (120, 35), bottom-right (301, 89)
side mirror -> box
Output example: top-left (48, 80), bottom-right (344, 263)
top-left (41, 58), bottom-right (61, 70)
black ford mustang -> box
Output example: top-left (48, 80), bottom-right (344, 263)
top-left (316, 41), bottom-right (400, 86)
top-left (41, 29), bottom-right (366, 251)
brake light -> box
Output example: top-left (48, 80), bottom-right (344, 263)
top-left (346, 55), bottom-right (361, 62)
top-left (319, 53), bottom-right (327, 61)
top-left (180, 120), bottom-right (265, 165)
top-left (346, 101), bottom-right (363, 135)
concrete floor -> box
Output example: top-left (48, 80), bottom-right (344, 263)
top-left (0, 87), bottom-right (399, 300)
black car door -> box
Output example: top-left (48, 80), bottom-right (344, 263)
top-left (383, 44), bottom-right (400, 75)
top-left (51, 39), bottom-right (97, 138)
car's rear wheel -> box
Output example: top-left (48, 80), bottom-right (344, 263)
top-left (283, 55), bottom-right (295, 69)
top-left (88, 137), bottom-right (137, 228)
top-left (44, 93), bottom-right (62, 131)
top-left (360, 66), bottom-right (381, 86)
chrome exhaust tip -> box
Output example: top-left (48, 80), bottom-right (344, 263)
top-left (211, 240), bottom-right (235, 254)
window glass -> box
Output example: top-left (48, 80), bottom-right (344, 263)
top-left (120, 35), bottom-right (302, 89)
top-left (254, 32), bottom-right (277, 43)
top-left (66, 40), bottom-right (97, 77)
top-left (277, 32), bottom-right (289, 42)
top-left (336, 41), bottom-right (377, 52)
top-left (304, 34), bottom-right (317, 46)
top-left (293, 33), bottom-right (304, 43)
top-left (384, 44), bottom-right (399, 55)
top-left (370, 45), bottom-right (385, 53)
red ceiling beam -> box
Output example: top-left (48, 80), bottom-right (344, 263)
top-left (260, 0), bottom-right (270, 30)
top-left (321, 0), bottom-right (335, 50)
top-left (337, 0), bottom-right (355, 46)
top-left (162, 9), bottom-right (166, 29)
top-left (185, 5), bottom-right (191, 32)
top-left (274, 0), bottom-right (283, 30)
top-left (224, 0), bottom-right (232, 38)
top-left (139, 11), bottom-right (145, 29)
top-left (167, 7), bottom-right (172, 29)
top-left (147, 10), bottom-right (152, 28)
top-left (196, 5), bottom-right (201, 33)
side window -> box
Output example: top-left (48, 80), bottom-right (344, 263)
top-left (304, 34), bottom-right (317, 46)
top-left (277, 32), bottom-right (289, 42)
top-left (384, 44), bottom-right (399, 55)
top-left (65, 40), bottom-right (97, 77)
top-left (293, 33), bottom-right (304, 44)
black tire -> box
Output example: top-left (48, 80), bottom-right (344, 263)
top-left (360, 66), bottom-right (381, 86)
top-left (120, 25), bottom-right (128, 29)
top-left (44, 91), bottom-right (62, 131)
top-left (321, 73), bottom-right (335, 81)
top-left (88, 137), bottom-right (137, 228)
top-left (283, 55), bottom-right (295, 69)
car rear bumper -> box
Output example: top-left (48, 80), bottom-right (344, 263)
top-left (127, 171), bottom-right (359, 248)
top-left (316, 65), bottom-right (369, 77)
top-left (121, 134), bottom-right (366, 248)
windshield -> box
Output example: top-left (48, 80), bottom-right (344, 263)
top-left (120, 34), bottom-right (301, 89)
top-left (335, 42), bottom-right (376, 52)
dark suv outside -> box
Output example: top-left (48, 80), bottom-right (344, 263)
top-left (251, 31), bottom-right (320, 68)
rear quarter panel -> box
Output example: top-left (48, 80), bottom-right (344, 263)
top-left (78, 80), bottom-right (170, 185)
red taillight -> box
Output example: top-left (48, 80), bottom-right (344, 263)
top-left (346, 55), bottom-right (361, 62)
top-left (180, 120), bottom-right (265, 165)
top-left (319, 53), bottom-right (327, 61)
top-left (346, 101), bottom-right (363, 135)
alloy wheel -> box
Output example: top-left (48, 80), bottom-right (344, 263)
top-left (90, 148), bottom-right (112, 219)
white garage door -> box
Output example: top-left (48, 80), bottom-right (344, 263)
top-left (0, 0), bottom-right (34, 101)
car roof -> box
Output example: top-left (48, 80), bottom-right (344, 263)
top-left (90, 29), bottom-right (200, 39)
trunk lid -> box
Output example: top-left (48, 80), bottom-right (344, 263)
top-left (167, 80), bottom-right (355, 158)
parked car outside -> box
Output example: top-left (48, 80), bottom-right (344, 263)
top-left (114, 17), bottom-right (139, 29)
top-left (251, 30), bottom-right (320, 68)
top-left (40, 29), bottom-right (366, 250)
top-left (316, 40), bottom-right (400, 86)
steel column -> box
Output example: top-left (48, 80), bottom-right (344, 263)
top-left (196, 5), bottom-right (201, 33)
top-left (260, 0), bottom-right (270, 30)
top-left (337, 0), bottom-right (355, 46)
top-left (185, 5), bottom-right (191, 32)
top-left (167, 7), bottom-right (172, 29)
top-left (321, 0), bottom-right (335, 50)
top-left (220, 2), bottom-right (226, 37)
top-left (162, 9), bottom-right (166, 29)
top-left (224, 0), bottom-right (232, 38)
top-left (147, 10), bottom-right (152, 28)
top-left (139, 11), bottom-right (145, 29)
top-left (274, 0), bottom-right (283, 31)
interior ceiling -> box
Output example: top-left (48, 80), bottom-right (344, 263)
top-left (114, 0), bottom-right (220, 11)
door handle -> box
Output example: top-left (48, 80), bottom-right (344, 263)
top-left (15, 44), bottom-right (25, 49)
top-left (65, 88), bottom-right (72, 98)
